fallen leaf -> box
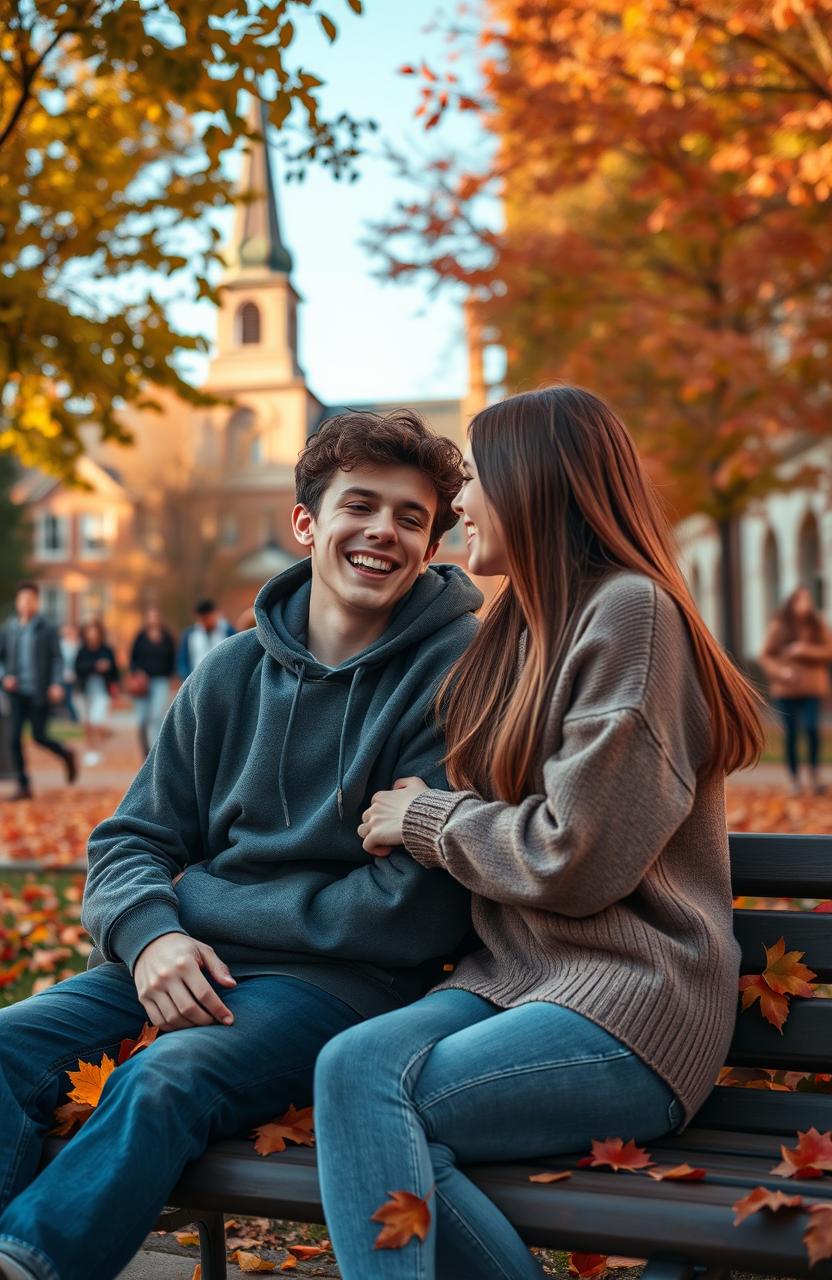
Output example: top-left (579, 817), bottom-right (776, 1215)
top-left (762, 938), bottom-right (817, 997)
top-left (733, 1186), bottom-right (805, 1225)
top-left (287, 1245), bottom-right (329, 1258)
top-left (371, 1188), bottom-right (433, 1250)
top-left (647, 1164), bottom-right (707, 1181)
top-left (772, 1129), bottom-right (832, 1178)
top-left (606, 1259), bottom-right (645, 1269)
top-left (738, 974), bottom-right (790, 1032)
top-left (805, 1205), bottom-right (832, 1266)
top-left (529, 1170), bottom-right (572, 1183)
top-left (175, 1231), bottom-right (200, 1247)
top-left (279, 1261), bottom-right (297, 1273)
top-left (580, 1138), bottom-right (653, 1172)
top-left (227, 1250), bottom-right (277, 1273)
top-left (191, 1266), bottom-right (201, 1280)
top-left (66, 1054), bottom-right (116, 1107)
top-left (252, 1105), bottom-right (315, 1156)
top-left (117, 1022), bottom-right (159, 1064)
top-left (50, 1099), bottom-right (93, 1136)
top-left (568, 1253), bottom-right (608, 1278)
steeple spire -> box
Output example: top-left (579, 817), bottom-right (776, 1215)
top-left (226, 96), bottom-right (293, 278)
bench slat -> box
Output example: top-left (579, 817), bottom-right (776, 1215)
top-left (727, 996), bottom-right (832, 1070)
top-left (695, 1085), bottom-right (832, 1135)
top-left (730, 833), bottom-right (832, 898)
top-left (735, 909), bottom-right (832, 980)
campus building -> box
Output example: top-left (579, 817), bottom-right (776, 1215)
top-left (14, 102), bottom-right (483, 649)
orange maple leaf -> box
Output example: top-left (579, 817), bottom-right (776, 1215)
top-left (117, 1022), bottom-right (159, 1064)
top-left (66, 1053), bottom-right (116, 1107)
top-left (578, 1138), bottom-right (653, 1172)
top-left (762, 938), bottom-right (817, 997)
top-left (528, 1170), bottom-right (572, 1183)
top-left (286, 1244), bottom-right (329, 1258)
top-left (738, 975), bottom-right (790, 1032)
top-left (733, 1186), bottom-right (805, 1225)
top-left (804, 1205), bottom-right (832, 1266)
top-left (371, 1187), bottom-right (433, 1250)
top-left (279, 1261), bottom-right (297, 1273)
top-left (251, 1104), bottom-right (315, 1156)
top-left (227, 1250), bottom-right (277, 1272)
top-left (50, 1099), bottom-right (93, 1136)
top-left (772, 1129), bottom-right (832, 1178)
top-left (568, 1253), bottom-right (608, 1278)
top-left (647, 1164), bottom-right (706, 1182)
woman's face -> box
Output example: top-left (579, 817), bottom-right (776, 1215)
top-left (453, 446), bottom-right (510, 577)
top-left (793, 587), bottom-right (814, 618)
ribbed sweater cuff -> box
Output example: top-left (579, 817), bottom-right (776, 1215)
top-left (402, 789), bottom-right (473, 869)
top-left (108, 900), bottom-right (186, 973)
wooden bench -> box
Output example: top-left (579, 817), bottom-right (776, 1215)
top-left (42, 832), bottom-right (832, 1279)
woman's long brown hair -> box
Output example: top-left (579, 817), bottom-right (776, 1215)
top-left (773, 586), bottom-right (825, 645)
top-left (439, 386), bottom-right (764, 801)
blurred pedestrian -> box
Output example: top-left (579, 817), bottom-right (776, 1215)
top-left (0, 582), bottom-right (77, 799)
top-left (128, 606), bottom-right (176, 758)
top-left (59, 622), bottom-right (81, 722)
top-left (176, 598), bottom-right (235, 678)
top-left (75, 619), bottom-right (119, 767)
top-left (760, 585), bottom-right (832, 795)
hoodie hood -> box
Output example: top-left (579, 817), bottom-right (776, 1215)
top-left (252, 558), bottom-right (483, 825)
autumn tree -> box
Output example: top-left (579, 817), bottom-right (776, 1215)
top-left (374, 0), bottom-right (832, 654)
top-left (0, 0), bottom-right (367, 480)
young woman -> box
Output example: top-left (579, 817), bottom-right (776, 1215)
top-left (759, 585), bottom-right (832, 796)
top-left (313, 386), bottom-right (764, 1280)
top-left (74, 619), bottom-right (119, 767)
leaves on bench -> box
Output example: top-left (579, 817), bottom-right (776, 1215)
top-left (251, 1105), bottom-right (315, 1156)
top-left (646, 1163), bottom-right (706, 1181)
top-left (577, 1137), bottom-right (654, 1172)
top-left (804, 1206), bottom-right (832, 1267)
top-left (732, 1187), bottom-right (805, 1225)
top-left (739, 936), bottom-right (817, 1031)
top-left (771, 1127), bottom-right (832, 1178)
top-left (50, 1023), bottom-right (158, 1136)
top-left (370, 1186), bottom-right (433, 1250)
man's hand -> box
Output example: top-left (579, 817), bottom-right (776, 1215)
top-left (2, 674), bottom-right (18, 692)
top-left (47, 683), bottom-right (64, 704)
top-left (358, 776), bottom-right (429, 857)
top-left (133, 932), bottom-right (237, 1031)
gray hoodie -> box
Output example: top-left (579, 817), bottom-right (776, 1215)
top-left (82, 559), bottom-right (483, 1016)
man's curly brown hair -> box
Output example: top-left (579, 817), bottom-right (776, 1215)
top-left (295, 409), bottom-right (463, 544)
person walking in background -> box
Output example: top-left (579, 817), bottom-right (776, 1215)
top-left (75, 619), bottom-right (119, 768)
top-left (176, 598), bottom-right (235, 678)
top-left (128, 607), bottom-right (176, 759)
top-left (0, 582), bottom-right (77, 799)
top-left (760, 585), bottom-right (832, 796)
top-left (59, 623), bottom-right (81, 723)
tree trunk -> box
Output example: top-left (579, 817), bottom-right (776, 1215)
top-left (716, 514), bottom-right (743, 660)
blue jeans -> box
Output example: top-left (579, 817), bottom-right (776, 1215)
top-left (777, 696), bottom-right (821, 779)
top-left (315, 989), bottom-right (682, 1280)
top-left (0, 963), bottom-right (361, 1280)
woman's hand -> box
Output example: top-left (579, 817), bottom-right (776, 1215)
top-left (358, 777), bottom-right (430, 857)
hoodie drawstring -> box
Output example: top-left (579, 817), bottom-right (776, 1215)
top-left (278, 664), bottom-right (306, 828)
top-left (336, 666), bottom-right (365, 821)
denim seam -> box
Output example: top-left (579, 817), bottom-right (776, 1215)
top-left (0, 1232), bottom-right (60, 1280)
top-left (415, 1047), bottom-right (634, 1114)
top-left (434, 1185), bottom-right (532, 1280)
top-left (397, 1039), bottom-right (444, 1279)
top-left (0, 1039), bottom-right (126, 1209)
top-left (90, 1057), bottom-right (324, 1280)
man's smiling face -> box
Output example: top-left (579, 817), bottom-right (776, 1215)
top-left (293, 463), bottom-right (441, 616)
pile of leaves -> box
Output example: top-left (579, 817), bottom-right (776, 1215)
top-left (0, 790), bottom-right (122, 866)
top-left (0, 874), bottom-right (90, 1005)
top-left (726, 784), bottom-right (832, 835)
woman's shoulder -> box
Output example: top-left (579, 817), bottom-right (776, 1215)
top-left (579, 571), bottom-right (683, 644)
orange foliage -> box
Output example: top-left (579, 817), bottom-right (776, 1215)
top-left (772, 1128), bottom-right (832, 1178)
top-left (577, 1138), bottom-right (654, 1173)
top-left (251, 1105), bottom-right (315, 1156)
top-left (370, 1188), bottom-right (433, 1250)
top-left (739, 936), bottom-right (817, 1031)
top-left (732, 1186), bottom-right (805, 1225)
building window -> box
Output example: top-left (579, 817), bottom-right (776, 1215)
top-left (41, 584), bottom-right (67, 626)
top-left (35, 512), bottom-right (69, 561)
top-left (79, 583), bottom-right (108, 622)
top-left (227, 407), bottom-right (258, 469)
top-left (79, 512), bottom-right (115, 560)
top-left (798, 511), bottom-right (824, 610)
top-left (220, 513), bottom-right (239, 548)
top-left (236, 302), bottom-right (261, 346)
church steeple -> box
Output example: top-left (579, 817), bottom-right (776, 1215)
top-left (225, 97), bottom-right (293, 280)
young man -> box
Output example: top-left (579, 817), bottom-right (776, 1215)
top-left (176, 597), bottom-right (235, 678)
top-left (0, 583), bottom-right (77, 800)
top-left (0, 410), bottom-right (482, 1280)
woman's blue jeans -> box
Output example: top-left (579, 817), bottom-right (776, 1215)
top-left (0, 963), bottom-right (361, 1280)
top-left (315, 989), bottom-right (682, 1280)
top-left (777, 695), bottom-right (821, 779)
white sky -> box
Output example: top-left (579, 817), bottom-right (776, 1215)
top-left (171, 1), bottom-right (486, 406)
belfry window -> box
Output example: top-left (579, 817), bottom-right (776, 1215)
top-left (236, 302), bottom-right (261, 345)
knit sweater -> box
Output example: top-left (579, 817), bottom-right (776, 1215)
top-left (402, 572), bottom-right (740, 1128)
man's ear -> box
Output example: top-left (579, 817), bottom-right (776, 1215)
top-left (292, 503), bottom-right (315, 549)
top-left (419, 541), bottom-right (442, 573)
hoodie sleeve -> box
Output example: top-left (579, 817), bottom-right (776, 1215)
top-left (81, 680), bottom-right (203, 970)
top-left (173, 704), bottom-right (472, 967)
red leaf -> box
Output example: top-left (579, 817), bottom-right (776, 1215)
top-left (581, 1138), bottom-right (653, 1172)
top-left (733, 1186), bottom-right (805, 1225)
top-left (371, 1188), bottom-right (433, 1250)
